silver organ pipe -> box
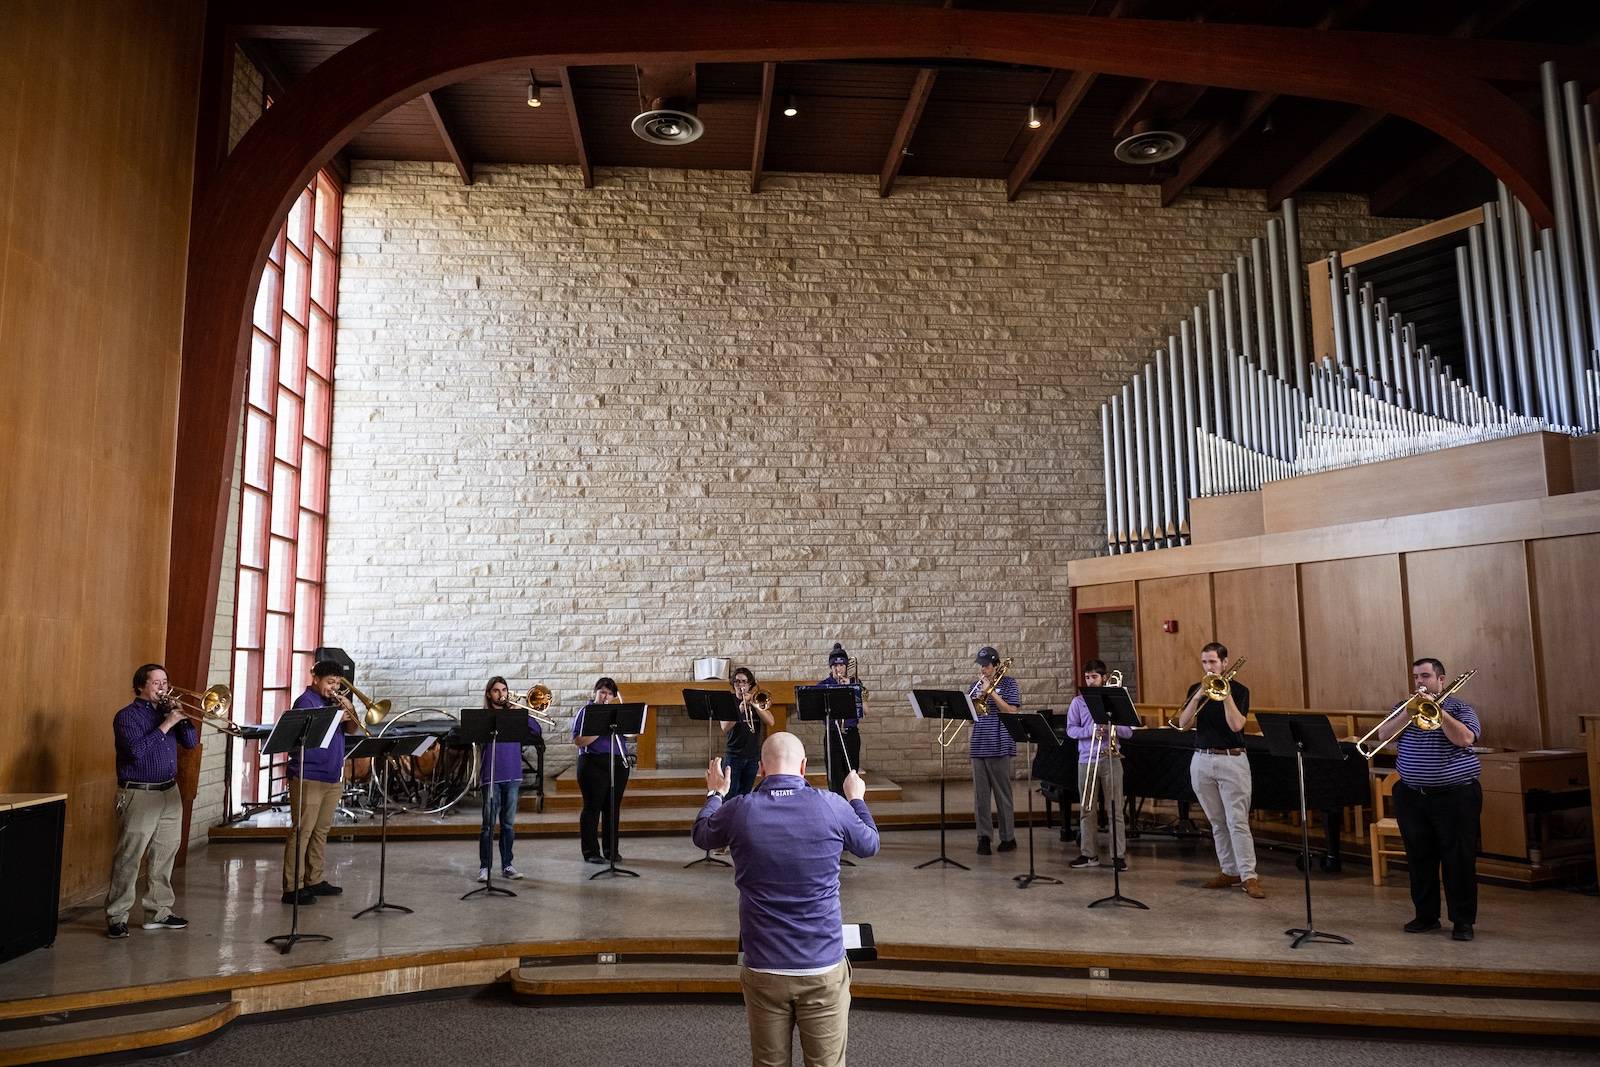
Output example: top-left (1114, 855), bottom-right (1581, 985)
top-left (1099, 68), bottom-right (1600, 557)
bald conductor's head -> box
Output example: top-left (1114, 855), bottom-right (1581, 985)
top-left (760, 731), bottom-right (807, 777)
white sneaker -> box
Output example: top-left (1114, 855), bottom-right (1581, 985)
top-left (502, 865), bottom-right (524, 880)
top-left (476, 867), bottom-right (489, 883)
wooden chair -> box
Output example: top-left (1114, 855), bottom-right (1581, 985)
top-left (1369, 770), bottom-right (1406, 885)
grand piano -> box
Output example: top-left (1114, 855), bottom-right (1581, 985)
top-left (1033, 722), bottom-right (1371, 870)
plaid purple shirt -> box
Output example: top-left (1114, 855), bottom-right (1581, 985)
top-left (113, 698), bottom-right (197, 785)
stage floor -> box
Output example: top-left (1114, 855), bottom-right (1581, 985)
top-left (8, 823), bottom-right (1599, 1010)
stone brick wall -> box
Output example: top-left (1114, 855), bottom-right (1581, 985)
top-left (323, 161), bottom-right (1417, 780)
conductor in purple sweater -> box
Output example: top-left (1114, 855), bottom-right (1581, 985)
top-left (692, 732), bottom-right (879, 1067)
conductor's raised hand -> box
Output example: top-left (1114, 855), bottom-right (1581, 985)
top-left (706, 757), bottom-right (732, 796)
top-left (843, 770), bottom-right (867, 802)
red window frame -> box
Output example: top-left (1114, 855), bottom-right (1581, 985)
top-left (231, 169), bottom-right (342, 805)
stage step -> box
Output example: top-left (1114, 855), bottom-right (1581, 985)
top-left (0, 997), bottom-right (239, 1065)
top-left (510, 959), bottom-right (1600, 1039)
top-left (548, 768), bottom-right (849, 794)
top-left (534, 773), bottom-right (902, 811)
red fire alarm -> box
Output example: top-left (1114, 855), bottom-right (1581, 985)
top-left (1162, 619), bottom-right (1179, 633)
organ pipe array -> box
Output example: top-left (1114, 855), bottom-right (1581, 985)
top-left (1100, 62), bottom-right (1600, 555)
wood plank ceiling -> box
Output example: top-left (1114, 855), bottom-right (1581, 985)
top-left (237, 0), bottom-right (1600, 220)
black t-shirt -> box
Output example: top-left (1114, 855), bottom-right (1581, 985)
top-left (724, 715), bottom-right (764, 762)
top-left (1186, 680), bottom-right (1250, 749)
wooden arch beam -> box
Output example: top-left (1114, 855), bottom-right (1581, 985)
top-left (169, 0), bottom-right (1580, 697)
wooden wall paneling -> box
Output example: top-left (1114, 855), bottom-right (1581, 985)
top-left (1075, 583), bottom-right (1135, 612)
top-left (1527, 534), bottom-right (1600, 751)
top-left (1404, 543), bottom-right (1541, 751)
top-left (1212, 566), bottom-right (1306, 709)
top-left (1260, 433), bottom-right (1572, 535)
top-left (1307, 257), bottom-right (1334, 365)
top-left (0, 0), bottom-right (204, 903)
top-left (1066, 486), bottom-right (1600, 588)
top-left (1189, 493), bottom-right (1264, 543)
top-left (1300, 555), bottom-right (1411, 713)
top-left (1135, 574), bottom-right (1213, 705)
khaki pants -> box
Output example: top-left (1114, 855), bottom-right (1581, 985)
top-left (740, 960), bottom-right (851, 1067)
top-left (971, 755), bottom-right (1016, 842)
top-left (1078, 757), bottom-right (1126, 860)
top-left (283, 778), bottom-right (342, 892)
top-left (105, 785), bottom-right (183, 925)
top-left (1190, 751), bottom-right (1257, 881)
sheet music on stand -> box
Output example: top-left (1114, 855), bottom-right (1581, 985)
top-left (263, 703), bottom-right (342, 953)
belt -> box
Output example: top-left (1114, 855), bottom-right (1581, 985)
top-left (1201, 747), bottom-right (1246, 756)
top-left (1401, 778), bottom-right (1478, 796)
top-left (120, 779), bottom-right (176, 791)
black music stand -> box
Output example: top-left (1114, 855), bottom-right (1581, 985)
top-left (682, 689), bottom-right (740, 869)
top-left (458, 708), bottom-right (534, 900)
top-left (350, 734), bottom-right (431, 918)
top-left (797, 686), bottom-right (860, 794)
top-left (1004, 712), bottom-right (1063, 889)
top-left (909, 689), bottom-right (975, 871)
top-left (1082, 687), bottom-right (1148, 911)
top-left (1258, 713), bottom-right (1354, 950)
top-left (583, 702), bottom-right (648, 880)
top-left (263, 704), bottom-right (342, 953)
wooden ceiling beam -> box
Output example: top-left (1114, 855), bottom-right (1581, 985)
top-left (1369, 140), bottom-right (1464, 216)
top-left (558, 67), bottom-right (593, 189)
top-left (1159, 0), bottom-right (1378, 207)
top-left (1264, 0), bottom-right (1535, 209)
top-left (420, 90), bottom-right (473, 185)
top-left (1005, 70), bottom-right (1099, 201)
top-left (879, 67), bottom-right (938, 198)
top-left (751, 61), bottom-right (776, 194)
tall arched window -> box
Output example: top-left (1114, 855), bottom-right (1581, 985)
top-left (231, 169), bottom-right (341, 804)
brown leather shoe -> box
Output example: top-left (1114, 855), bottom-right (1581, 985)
top-left (1202, 872), bottom-right (1242, 889)
top-left (1242, 877), bottom-right (1266, 899)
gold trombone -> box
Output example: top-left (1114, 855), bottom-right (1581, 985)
top-left (333, 678), bottom-right (391, 736)
top-left (847, 658), bottom-right (870, 702)
top-left (506, 683), bottom-right (557, 727)
top-left (1355, 670), bottom-right (1476, 759)
top-left (162, 683), bottom-right (243, 736)
top-left (941, 656), bottom-right (1014, 746)
top-left (1199, 657), bottom-right (1247, 702)
top-left (1079, 669), bottom-right (1125, 815)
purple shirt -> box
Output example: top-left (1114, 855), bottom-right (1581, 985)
top-left (573, 703), bottom-right (630, 757)
top-left (968, 676), bottom-right (1021, 759)
top-left (113, 698), bottom-right (197, 785)
top-left (287, 686), bottom-right (346, 783)
top-left (1065, 694), bottom-right (1133, 761)
top-left (815, 675), bottom-right (864, 731)
top-left (691, 774), bottom-right (879, 970)
top-left (480, 714), bottom-right (543, 784)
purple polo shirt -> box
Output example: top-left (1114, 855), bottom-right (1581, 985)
top-left (1064, 694), bottom-right (1133, 761)
top-left (815, 675), bottom-right (864, 731)
top-left (692, 774), bottom-right (879, 970)
top-left (287, 686), bottom-right (346, 783)
top-left (113, 698), bottom-right (197, 785)
top-left (573, 703), bottom-right (630, 757)
top-left (480, 713), bottom-right (542, 784)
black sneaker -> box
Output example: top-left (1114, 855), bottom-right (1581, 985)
top-left (307, 881), bottom-right (343, 896)
top-left (1113, 858), bottom-right (1129, 872)
top-left (1452, 923), bottom-right (1475, 942)
top-left (282, 889), bottom-right (317, 905)
top-left (107, 922), bottom-right (129, 939)
top-left (1069, 855), bottom-right (1100, 869)
top-left (1403, 917), bottom-right (1441, 933)
top-left (996, 839), bottom-right (1017, 853)
top-left (584, 855), bottom-right (605, 865)
top-left (142, 915), bottom-right (188, 931)
top-left (976, 837), bottom-right (992, 856)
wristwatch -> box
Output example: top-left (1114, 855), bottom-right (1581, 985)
top-left (708, 789), bottom-right (727, 799)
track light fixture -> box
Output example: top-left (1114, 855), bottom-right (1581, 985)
top-left (1026, 104), bottom-right (1051, 131)
top-left (783, 94), bottom-right (799, 118)
top-left (527, 72), bottom-right (542, 108)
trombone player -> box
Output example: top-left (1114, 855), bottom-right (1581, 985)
top-left (1372, 658), bottom-right (1483, 942)
top-left (968, 646), bottom-right (1020, 856)
top-left (721, 667), bottom-right (774, 799)
top-left (1065, 659), bottom-right (1133, 871)
top-left (1176, 642), bottom-right (1263, 899)
top-left (477, 676), bottom-right (547, 882)
top-left (106, 664), bottom-right (198, 938)
top-left (281, 660), bottom-right (359, 905)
